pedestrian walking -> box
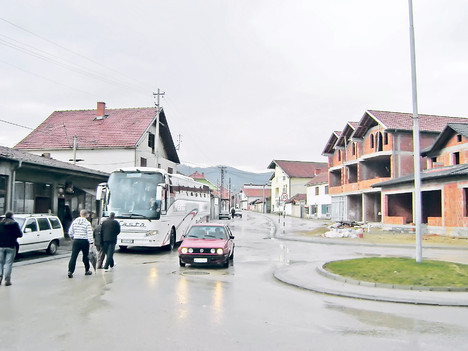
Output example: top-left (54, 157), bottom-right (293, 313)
top-left (67, 209), bottom-right (94, 278)
top-left (0, 212), bottom-right (23, 286)
top-left (101, 212), bottom-right (120, 271)
top-left (231, 207), bottom-right (235, 220)
top-left (93, 224), bottom-right (105, 269)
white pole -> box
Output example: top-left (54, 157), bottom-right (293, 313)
top-left (408, 0), bottom-right (423, 263)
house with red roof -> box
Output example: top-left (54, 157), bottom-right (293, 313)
top-left (238, 184), bottom-right (271, 212)
top-left (322, 110), bottom-right (468, 225)
top-left (267, 160), bottom-right (328, 215)
top-left (189, 171), bottom-right (217, 190)
top-left (15, 102), bottom-right (180, 173)
top-left (305, 172), bottom-right (330, 219)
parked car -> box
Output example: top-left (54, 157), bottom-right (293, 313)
top-left (233, 208), bottom-right (243, 218)
top-left (4, 214), bottom-right (64, 256)
top-left (178, 223), bottom-right (235, 268)
top-left (219, 209), bottom-right (231, 220)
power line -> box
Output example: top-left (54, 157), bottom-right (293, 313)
top-left (0, 17), bottom-right (153, 91)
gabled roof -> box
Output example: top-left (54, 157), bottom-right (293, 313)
top-left (335, 122), bottom-right (359, 148)
top-left (372, 164), bottom-right (468, 188)
top-left (422, 123), bottom-right (468, 157)
top-left (0, 145), bottom-right (108, 178)
top-left (15, 105), bottom-right (180, 163)
top-left (322, 131), bottom-right (341, 155)
top-left (285, 193), bottom-right (306, 204)
top-left (353, 110), bottom-right (468, 139)
top-left (268, 160), bottom-right (328, 178)
top-left (242, 187), bottom-right (271, 198)
top-left (305, 172), bottom-right (328, 186)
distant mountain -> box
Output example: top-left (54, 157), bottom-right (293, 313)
top-left (178, 164), bottom-right (273, 193)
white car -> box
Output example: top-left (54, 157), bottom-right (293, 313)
top-left (10, 214), bottom-right (64, 255)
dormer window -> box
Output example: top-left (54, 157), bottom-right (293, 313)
top-left (457, 134), bottom-right (462, 142)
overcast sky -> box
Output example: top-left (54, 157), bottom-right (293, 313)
top-left (1, 1), bottom-right (468, 172)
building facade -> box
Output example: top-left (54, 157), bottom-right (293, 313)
top-left (323, 110), bottom-right (468, 224)
top-left (15, 102), bottom-right (180, 174)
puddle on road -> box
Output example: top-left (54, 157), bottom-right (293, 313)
top-left (326, 303), bottom-right (466, 336)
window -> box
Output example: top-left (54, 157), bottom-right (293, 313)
top-left (377, 132), bottom-right (383, 151)
top-left (37, 218), bottom-right (51, 231)
top-left (49, 218), bottom-right (62, 229)
top-left (384, 132), bottom-right (389, 145)
top-left (315, 187), bottom-right (319, 195)
top-left (148, 132), bottom-right (155, 151)
top-left (457, 134), bottom-right (462, 142)
top-left (168, 167), bottom-right (173, 174)
top-left (325, 186), bottom-right (329, 194)
top-left (352, 143), bottom-right (356, 156)
top-left (453, 152), bottom-right (460, 165)
top-left (370, 134), bottom-right (374, 149)
top-left (25, 219), bottom-right (37, 232)
top-left (14, 181), bottom-right (34, 213)
top-left (140, 157), bottom-right (147, 167)
top-left (338, 151), bottom-right (341, 161)
top-left (322, 204), bottom-right (330, 215)
top-left (0, 176), bottom-right (7, 214)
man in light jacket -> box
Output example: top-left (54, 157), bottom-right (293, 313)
top-left (67, 209), bottom-right (93, 278)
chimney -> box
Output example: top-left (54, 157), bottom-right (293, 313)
top-left (314, 168), bottom-right (322, 175)
top-left (97, 102), bottom-right (106, 118)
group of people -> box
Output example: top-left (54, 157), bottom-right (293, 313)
top-left (67, 209), bottom-right (121, 278)
top-left (0, 209), bottom-right (121, 285)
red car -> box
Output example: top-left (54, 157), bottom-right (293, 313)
top-left (178, 223), bottom-right (235, 267)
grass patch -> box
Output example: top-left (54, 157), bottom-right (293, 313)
top-left (323, 257), bottom-right (468, 287)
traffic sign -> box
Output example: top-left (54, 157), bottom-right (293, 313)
top-left (281, 193), bottom-right (288, 201)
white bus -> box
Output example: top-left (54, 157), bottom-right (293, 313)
top-left (96, 167), bottom-right (211, 250)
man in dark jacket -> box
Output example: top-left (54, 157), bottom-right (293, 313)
top-left (0, 212), bottom-right (23, 286)
top-left (101, 212), bottom-right (120, 271)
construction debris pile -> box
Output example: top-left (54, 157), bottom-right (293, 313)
top-left (322, 221), bottom-right (365, 239)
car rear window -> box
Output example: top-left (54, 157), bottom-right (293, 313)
top-left (49, 217), bottom-right (62, 229)
top-left (37, 218), bottom-right (51, 231)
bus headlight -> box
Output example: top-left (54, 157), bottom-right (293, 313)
top-left (216, 248), bottom-right (224, 255)
top-left (145, 230), bottom-right (158, 237)
top-left (181, 247), bottom-right (188, 254)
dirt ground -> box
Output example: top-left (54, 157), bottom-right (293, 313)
top-left (297, 225), bottom-right (468, 247)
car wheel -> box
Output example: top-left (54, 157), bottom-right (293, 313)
top-left (223, 258), bottom-right (229, 268)
top-left (119, 245), bottom-right (128, 251)
top-left (179, 257), bottom-right (186, 267)
top-left (230, 248), bottom-right (234, 260)
top-left (46, 240), bottom-right (58, 255)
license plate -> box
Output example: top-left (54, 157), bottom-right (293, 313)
top-left (194, 258), bottom-right (208, 263)
top-left (121, 239), bottom-right (134, 244)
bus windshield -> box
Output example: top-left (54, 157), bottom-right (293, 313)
top-left (105, 171), bottom-right (164, 220)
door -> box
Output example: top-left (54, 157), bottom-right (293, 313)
top-left (18, 218), bottom-right (40, 253)
top-left (36, 217), bottom-right (53, 250)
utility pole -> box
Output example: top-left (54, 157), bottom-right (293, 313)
top-left (408, 0), bottom-right (423, 263)
top-left (228, 177), bottom-right (232, 209)
top-left (153, 89), bottom-right (165, 168)
top-left (219, 166), bottom-right (226, 210)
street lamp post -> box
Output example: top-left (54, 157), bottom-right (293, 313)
top-left (408, 0), bottom-right (423, 263)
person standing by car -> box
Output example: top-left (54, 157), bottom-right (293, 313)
top-left (93, 223), bottom-right (105, 269)
top-left (230, 207), bottom-right (235, 220)
top-left (67, 209), bottom-right (93, 278)
top-left (101, 212), bottom-right (120, 271)
top-left (0, 212), bottom-right (23, 286)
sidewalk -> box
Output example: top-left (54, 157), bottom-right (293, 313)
top-left (260, 213), bottom-right (468, 306)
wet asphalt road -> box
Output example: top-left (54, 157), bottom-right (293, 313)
top-left (1, 212), bottom-right (468, 351)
